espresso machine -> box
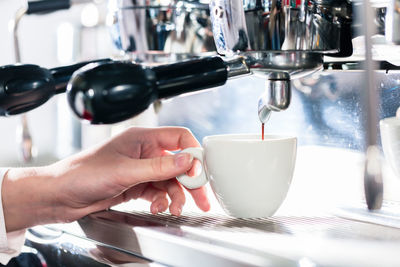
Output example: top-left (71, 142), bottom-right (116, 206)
top-left (65, 0), bottom-right (381, 211)
top-left (3, 0), bottom-right (400, 266)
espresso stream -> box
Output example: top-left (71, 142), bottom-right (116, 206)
top-left (262, 123), bottom-right (265, 140)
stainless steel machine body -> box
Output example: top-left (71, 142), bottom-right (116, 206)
top-left (386, 0), bottom-right (400, 44)
top-left (207, 0), bottom-right (352, 121)
top-left (210, 0), bottom-right (351, 55)
top-left (108, 0), bottom-right (216, 62)
top-left (28, 202), bottom-right (400, 267)
top-left (107, 0), bottom-right (354, 122)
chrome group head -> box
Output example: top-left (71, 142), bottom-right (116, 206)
top-left (108, 0), bottom-right (216, 62)
top-left (209, 0), bottom-right (352, 56)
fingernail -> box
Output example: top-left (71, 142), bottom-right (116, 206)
top-left (173, 207), bottom-right (182, 216)
top-left (202, 202), bottom-right (211, 212)
top-left (152, 206), bottom-right (159, 214)
top-left (176, 207), bottom-right (182, 216)
top-left (175, 153), bottom-right (193, 168)
top-left (158, 204), bottom-right (165, 213)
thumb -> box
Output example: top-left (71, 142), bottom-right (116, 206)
top-left (120, 153), bottom-right (194, 185)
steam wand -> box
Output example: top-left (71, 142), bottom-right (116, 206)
top-left (361, 0), bottom-right (383, 210)
top-left (12, 5), bottom-right (33, 162)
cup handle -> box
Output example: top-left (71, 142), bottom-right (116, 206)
top-left (176, 147), bottom-right (208, 189)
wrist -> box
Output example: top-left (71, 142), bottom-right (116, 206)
top-left (2, 167), bottom-right (58, 232)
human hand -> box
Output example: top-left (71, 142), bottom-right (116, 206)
top-left (2, 127), bottom-right (210, 232)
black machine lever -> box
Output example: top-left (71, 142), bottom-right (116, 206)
top-left (0, 56), bottom-right (239, 122)
top-left (27, 0), bottom-right (71, 15)
top-left (0, 59), bottom-right (112, 116)
top-left (67, 57), bottom-right (229, 124)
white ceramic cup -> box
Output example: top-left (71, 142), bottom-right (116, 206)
top-left (380, 117), bottom-right (400, 177)
top-left (177, 134), bottom-right (297, 218)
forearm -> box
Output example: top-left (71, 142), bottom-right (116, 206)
top-left (2, 167), bottom-right (60, 232)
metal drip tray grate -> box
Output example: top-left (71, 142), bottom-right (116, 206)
top-left (115, 209), bottom-right (400, 242)
top-left (49, 206), bottom-right (400, 266)
top-left (335, 200), bottom-right (400, 230)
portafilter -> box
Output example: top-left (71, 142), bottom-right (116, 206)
top-left (0, 1), bottom-right (354, 125)
top-left (67, 0), bottom-right (353, 124)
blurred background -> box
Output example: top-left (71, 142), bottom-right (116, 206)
top-left (0, 0), bottom-right (122, 166)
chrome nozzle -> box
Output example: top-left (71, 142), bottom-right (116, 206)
top-left (258, 73), bottom-right (291, 123)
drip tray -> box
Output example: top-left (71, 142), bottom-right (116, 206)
top-left (47, 208), bottom-right (400, 267)
top-left (335, 200), bottom-right (400, 229)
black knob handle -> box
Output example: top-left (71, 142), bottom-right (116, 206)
top-left (0, 64), bottom-right (55, 116)
top-left (67, 57), bottom-right (228, 124)
top-left (0, 59), bottom-right (113, 116)
top-left (67, 62), bottom-right (158, 124)
top-left (50, 58), bottom-right (113, 93)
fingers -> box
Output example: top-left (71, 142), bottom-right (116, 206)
top-left (186, 158), bottom-right (202, 177)
top-left (104, 126), bottom-right (209, 216)
top-left (109, 127), bottom-right (200, 159)
top-left (154, 151), bottom-right (209, 213)
top-left (153, 180), bottom-right (186, 216)
top-left (151, 178), bottom-right (210, 215)
top-left (186, 186), bottom-right (211, 212)
top-left (135, 181), bottom-right (186, 216)
top-left (139, 186), bottom-right (169, 214)
top-left (112, 127), bottom-right (201, 186)
top-left (117, 153), bottom-right (193, 186)
top-left (148, 127), bottom-right (201, 151)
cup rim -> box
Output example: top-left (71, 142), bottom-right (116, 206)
top-left (380, 117), bottom-right (400, 127)
top-left (203, 133), bottom-right (297, 143)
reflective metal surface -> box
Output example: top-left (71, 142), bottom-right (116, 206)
top-left (244, 51), bottom-right (324, 78)
top-left (108, 0), bottom-right (216, 62)
top-left (45, 211), bottom-right (298, 267)
top-left (265, 78), bottom-right (291, 111)
top-left (258, 94), bottom-right (273, 123)
top-left (109, 0), bottom-right (338, 125)
top-left (158, 69), bottom-right (400, 150)
top-left (361, 0), bottom-right (384, 210)
top-left (209, 0), bottom-right (351, 56)
top-left (336, 200), bottom-right (400, 229)
top-left (364, 145), bottom-right (384, 209)
top-left (26, 225), bottom-right (159, 266)
top-left (386, 0), bottom-right (400, 44)
top-left (245, 51), bottom-right (323, 122)
top-left (39, 207), bottom-right (400, 266)
top-left (207, 0), bottom-right (335, 123)
top-left (225, 56), bottom-right (251, 78)
top-left (258, 72), bottom-right (291, 122)
top-left (12, 7), bottom-right (35, 163)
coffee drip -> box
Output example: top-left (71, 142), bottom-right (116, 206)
top-left (261, 123), bottom-right (265, 141)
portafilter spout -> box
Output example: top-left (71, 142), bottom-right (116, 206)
top-left (258, 72), bottom-right (291, 124)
